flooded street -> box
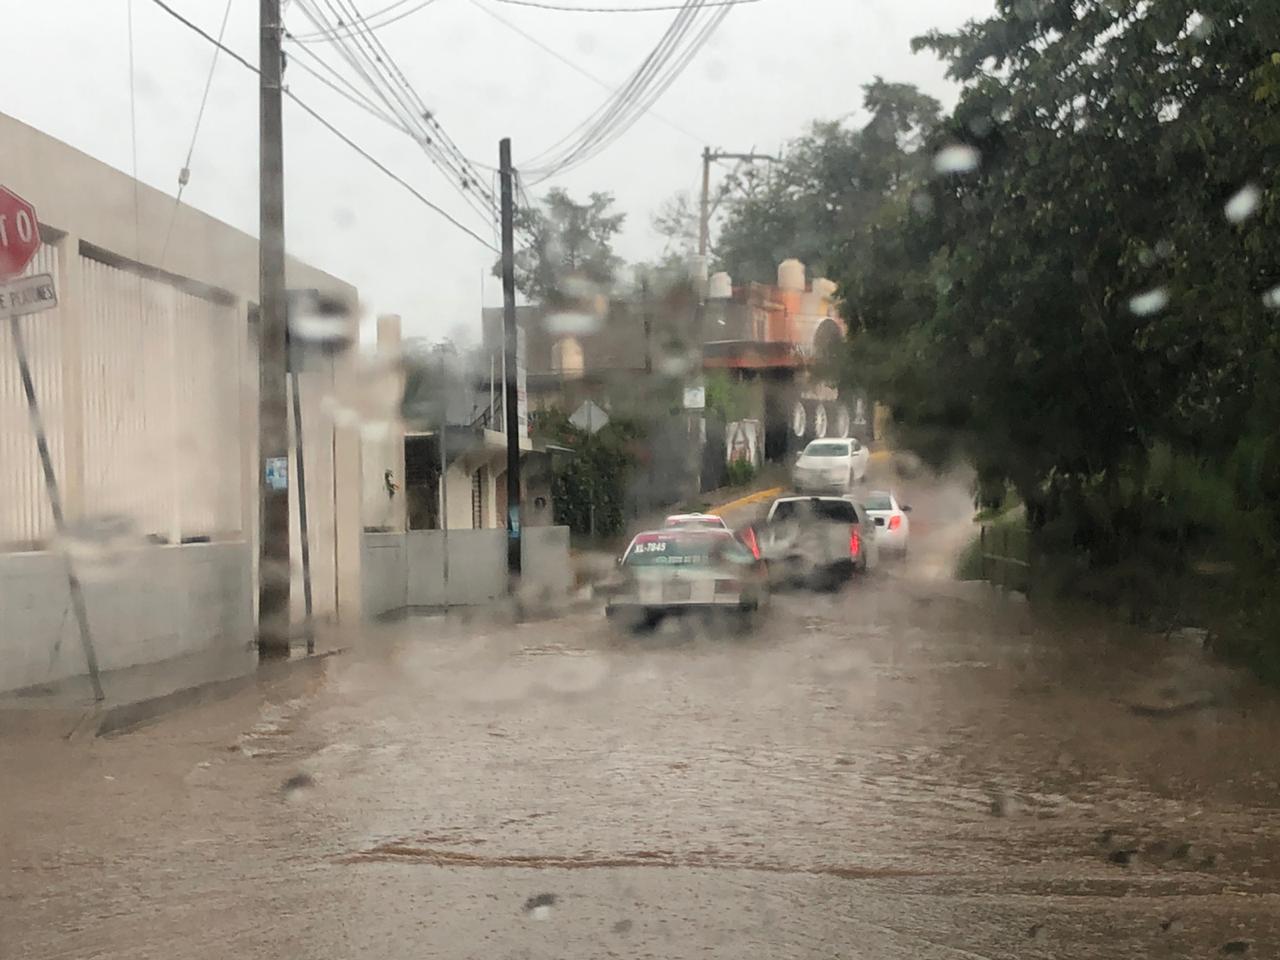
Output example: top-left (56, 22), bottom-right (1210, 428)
top-left (4, 473), bottom-right (1279, 959)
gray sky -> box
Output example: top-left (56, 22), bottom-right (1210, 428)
top-left (11, 0), bottom-right (991, 340)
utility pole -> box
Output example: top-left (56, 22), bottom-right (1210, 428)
top-left (689, 148), bottom-right (779, 503)
top-left (257, 0), bottom-right (290, 659)
top-left (697, 148), bottom-right (779, 261)
top-left (499, 138), bottom-right (522, 579)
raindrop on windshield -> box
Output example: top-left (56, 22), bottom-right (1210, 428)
top-left (933, 143), bottom-right (981, 175)
top-left (545, 311), bottom-right (601, 336)
top-left (1128, 287), bottom-right (1169, 316)
top-left (1262, 284), bottom-right (1280, 310)
top-left (1223, 183), bottom-right (1261, 224)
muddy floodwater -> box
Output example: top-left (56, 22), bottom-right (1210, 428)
top-left (3, 471), bottom-right (1279, 958)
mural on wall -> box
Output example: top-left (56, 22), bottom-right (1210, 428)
top-left (726, 419), bottom-right (763, 467)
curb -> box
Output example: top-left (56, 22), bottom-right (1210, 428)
top-left (2, 650), bottom-right (340, 741)
top-left (707, 486), bottom-right (785, 517)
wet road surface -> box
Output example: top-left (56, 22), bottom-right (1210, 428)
top-left (4, 470), bottom-right (1280, 958)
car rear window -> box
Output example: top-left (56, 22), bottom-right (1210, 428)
top-left (624, 531), bottom-right (733, 567)
top-left (863, 492), bottom-right (894, 511)
top-left (771, 499), bottom-right (858, 523)
top-left (665, 516), bottom-right (723, 528)
top-left (804, 442), bottom-right (849, 457)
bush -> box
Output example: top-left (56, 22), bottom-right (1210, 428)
top-left (725, 458), bottom-right (756, 488)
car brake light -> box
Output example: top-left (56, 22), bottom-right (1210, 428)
top-left (849, 527), bottom-right (861, 557)
top-left (741, 525), bottom-right (761, 560)
top-left (715, 579), bottom-right (741, 594)
top-left (888, 515), bottom-right (902, 531)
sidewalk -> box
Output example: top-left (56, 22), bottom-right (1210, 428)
top-left (0, 642), bottom-right (335, 740)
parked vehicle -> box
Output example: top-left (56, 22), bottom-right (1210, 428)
top-left (605, 528), bottom-right (769, 631)
top-left (859, 489), bottom-right (911, 554)
top-left (664, 512), bottom-right (729, 531)
top-left (756, 495), bottom-right (878, 589)
top-left (792, 438), bottom-right (871, 493)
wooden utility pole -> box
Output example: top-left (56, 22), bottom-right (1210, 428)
top-left (499, 138), bottom-right (522, 579)
top-left (257, 0), bottom-right (290, 659)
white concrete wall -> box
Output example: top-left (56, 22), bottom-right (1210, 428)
top-left (444, 466), bottom-right (476, 531)
top-left (0, 111), bottom-right (365, 690)
top-left (1, 543), bottom-right (251, 692)
top-left (361, 533), bottom-right (407, 620)
top-left (359, 526), bottom-right (571, 616)
top-left (360, 315), bottom-right (406, 533)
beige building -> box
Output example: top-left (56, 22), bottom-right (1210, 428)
top-left (0, 111), bottom-right (363, 693)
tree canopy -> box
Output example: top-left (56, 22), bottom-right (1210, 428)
top-left (502, 188), bottom-right (626, 305)
top-left (715, 78), bottom-right (941, 284)
top-left (836, 0), bottom-right (1280, 649)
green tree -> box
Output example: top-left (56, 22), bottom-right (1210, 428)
top-left (715, 78), bottom-right (941, 284)
top-left (501, 188), bottom-right (626, 305)
top-left (846, 0), bottom-right (1280, 655)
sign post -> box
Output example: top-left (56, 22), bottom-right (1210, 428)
top-left (1, 187), bottom-right (103, 701)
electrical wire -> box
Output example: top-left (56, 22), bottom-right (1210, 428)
top-left (469, 0), bottom-right (704, 144)
top-left (524, 0), bottom-right (710, 172)
top-left (158, 0), bottom-right (237, 267)
top-left (145, 0), bottom-right (500, 251)
top-left (521, 0), bottom-right (731, 182)
top-left (520, 0), bottom-right (701, 171)
top-left (492, 0), bottom-right (760, 11)
top-left (295, 0), bottom-right (502, 228)
top-left (288, 0), bottom-right (436, 40)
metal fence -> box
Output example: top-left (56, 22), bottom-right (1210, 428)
top-left (979, 521), bottom-right (1031, 593)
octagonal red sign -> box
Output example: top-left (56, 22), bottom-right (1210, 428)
top-left (0, 186), bottom-right (41, 281)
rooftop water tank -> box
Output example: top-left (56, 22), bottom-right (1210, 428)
top-left (778, 258), bottom-right (805, 292)
top-left (708, 271), bottom-right (733, 300)
top-left (811, 277), bottom-right (837, 300)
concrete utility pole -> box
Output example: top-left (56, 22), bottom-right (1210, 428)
top-left (689, 148), bottom-right (779, 501)
top-left (257, 0), bottom-right (290, 659)
top-left (499, 138), bottom-right (522, 579)
top-left (697, 148), bottom-right (778, 260)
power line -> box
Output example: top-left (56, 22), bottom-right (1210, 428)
top-left (295, 0), bottom-right (502, 227)
top-left (520, 0), bottom-right (701, 172)
top-left (288, 0), bottom-right (438, 40)
top-left (492, 0), bottom-right (761, 11)
top-left (145, 0), bottom-right (500, 251)
top-left (521, 0), bottom-right (732, 182)
top-left (159, 0), bottom-right (236, 266)
top-left (469, 0), bottom-right (704, 144)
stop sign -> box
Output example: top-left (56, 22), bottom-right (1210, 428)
top-left (0, 186), bottom-right (41, 280)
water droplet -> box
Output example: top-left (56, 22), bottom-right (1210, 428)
top-left (933, 143), bottom-right (981, 175)
top-left (545, 311), bottom-right (600, 336)
top-left (60, 514), bottom-right (140, 582)
top-left (1224, 183), bottom-right (1261, 223)
top-left (1262, 284), bottom-right (1280, 309)
top-left (281, 772), bottom-right (315, 801)
top-left (523, 893), bottom-right (557, 920)
top-left (1128, 287), bottom-right (1169, 316)
top-left (910, 193), bottom-right (934, 215)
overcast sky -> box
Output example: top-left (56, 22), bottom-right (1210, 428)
top-left (11, 0), bottom-right (992, 340)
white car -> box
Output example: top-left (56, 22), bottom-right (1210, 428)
top-left (860, 489), bottom-right (911, 554)
top-left (664, 512), bottom-right (729, 531)
top-left (792, 438), bottom-right (872, 493)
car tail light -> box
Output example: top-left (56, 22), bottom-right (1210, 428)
top-left (849, 527), bottom-right (861, 558)
top-left (715, 579), bottom-right (741, 594)
top-left (741, 525), bottom-right (761, 560)
top-left (888, 514), bottom-right (902, 531)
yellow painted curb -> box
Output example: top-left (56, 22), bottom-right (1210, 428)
top-left (707, 486), bottom-right (784, 517)
top-left (869, 449), bottom-right (891, 462)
